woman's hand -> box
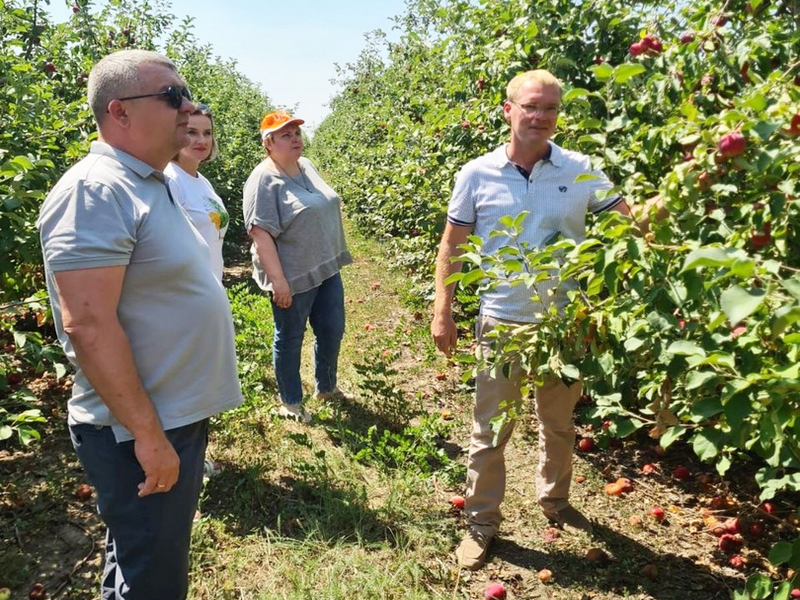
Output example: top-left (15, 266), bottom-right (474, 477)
top-left (271, 277), bottom-right (292, 308)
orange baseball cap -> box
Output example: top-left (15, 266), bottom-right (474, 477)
top-left (260, 110), bottom-right (305, 139)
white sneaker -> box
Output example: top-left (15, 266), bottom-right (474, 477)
top-left (313, 387), bottom-right (354, 401)
top-left (278, 403), bottom-right (312, 423)
top-left (202, 459), bottom-right (223, 479)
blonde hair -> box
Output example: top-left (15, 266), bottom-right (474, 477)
top-left (506, 70), bottom-right (562, 101)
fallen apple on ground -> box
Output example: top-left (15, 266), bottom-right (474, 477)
top-left (642, 564), bottom-right (659, 580)
top-left (729, 555), bottom-right (745, 570)
top-left (673, 466), bottom-right (691, 480)
top-left (586, 547), bottom-right (609, 563)
top-left (537, 568), bottom-right (553, 583)
top-left (723, 517), bottom-right (741, 535)
top-left (484, 582), bottom-right (506, 599)
top-left (74, 483), bottom-right (93, 500)
top-left (605, 477), bottom-right (633, 496)
top-left (448, 495), bottom-right (465, 510)
top-left (718, 533), bottom-right (743, 553)
top-left (648, 506), bottom-right (666, 522)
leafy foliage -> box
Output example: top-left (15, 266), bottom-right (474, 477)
top-left (0, 0), bottom-right (272, 306)
top-left (316, 1), bottom-right (799, 596)
top-left (314, 0), bottom-right (799, 495)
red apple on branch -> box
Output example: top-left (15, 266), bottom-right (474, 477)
top-left (717, 131), bottom-right (746, 158)
top-left (629, 41), bottom-right (645, 56)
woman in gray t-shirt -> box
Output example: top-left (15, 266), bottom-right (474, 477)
top-left (243, 110), bottom-right (353, 422)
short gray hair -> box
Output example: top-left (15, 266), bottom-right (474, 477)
top-left (87, 50), bottom-right (177, 125)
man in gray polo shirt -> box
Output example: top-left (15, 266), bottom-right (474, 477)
top-left (432, 69), bottom-right (661, 570)
top-left (37, 50), bottom-right (243, 599)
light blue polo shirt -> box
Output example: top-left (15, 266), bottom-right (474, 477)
top-left (447, 143), bottom-right (622, 323)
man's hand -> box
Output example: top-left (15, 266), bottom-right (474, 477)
top-left (135, 433), bottom-right (180, 496)
top-left (431, 222), bottom-right (472, 357)
top-left (271, 277), bottom-right (292, 309)
top-left (431, 312), bottom-right (458, 357)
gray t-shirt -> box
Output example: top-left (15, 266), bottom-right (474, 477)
top-left (37, 142), bottom-right (243, 442)
top-left (242, 156), bottom-right (352, 295)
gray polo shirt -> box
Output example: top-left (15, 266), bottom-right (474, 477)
top-left (37, 142), bottom-right (243, 442)
top-left (448, 143), bottom-right (622, 322)
top-left (243, 156), bottom-right (352, 295)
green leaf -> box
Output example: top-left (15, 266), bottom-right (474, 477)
top-left (460, 269), bottom-right (488, 286)
top-left (716, 454), bottom-right (731, 476)
top-left (624, 337), bottom-right (646, 352)
top-left (724, 393), bottom-right (752, 431)
top-left (720, 285), bottom-right (766, 325)
top-left (774, 581), bottom-right (791, 600)
top-left (686, 371), bottom-right (717, 390)
top-left (744, 573), bottom-right (773, 600)
top-left (692, 429), bottom-right (723, 461)
top-left (591, 63), bottom-right (614, 81)
top-left (0, 426), bottom-right (12, 441)
top-left (661, 426), bottom-right (684, 448)
top-left (560, 363), bottom-right (581, 381)
top-left (781, 276), bottom-right (800, 301)
top-left (772, 304), bottom-right (800, 337)
top-left (563, 88), bottom-right (590, 101)
top-left (614, 63), bottom-right (646, 83)
top-left (615, 417), bottom-right (642, 438)
top-left (13, 331), bottom-right (27, 348)
top-left (681, 247), bottom-right (738, 272)
top-left (668, 341), bottom-right (706, 357)
top-left (750, 120), bottom-right (780, 141)
top-left (11, 155), bottom-right (34, 170)
top-left (769, 542), bottom-right (793, 566)
top-left (690, 397), bottom-right (723, 420)
top-left (574, 173), bottom-right (602, 183)
top-left (54, 362), bottom-right (67, 379)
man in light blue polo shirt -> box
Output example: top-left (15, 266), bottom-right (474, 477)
top-left (37, 50), bottom-right (243, 599)
top-left (431, 69), bottom-right (659, 570)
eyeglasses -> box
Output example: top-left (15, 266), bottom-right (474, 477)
top-left (117, 86), bottom-right (193, 109)
top-left (510, 101), bottom-right (560, 117)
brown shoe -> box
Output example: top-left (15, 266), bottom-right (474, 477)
top-left (543, 504), bottom-right (594, 533)
top-left (455, 529), bottom-right (492, 570)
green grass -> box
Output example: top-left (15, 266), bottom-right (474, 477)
top-left (4, 219), bottom-right (779, 600)
top-left (188, 221), bottom-right (469, 599)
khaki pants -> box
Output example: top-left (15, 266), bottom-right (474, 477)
top-left (466, 314), bottom-right (581, 537)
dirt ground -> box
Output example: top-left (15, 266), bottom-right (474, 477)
top-left (2, 261), bottom-right (799, 600)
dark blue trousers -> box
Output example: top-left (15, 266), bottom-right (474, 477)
top-left (70, 419), bottom-right (208, 600)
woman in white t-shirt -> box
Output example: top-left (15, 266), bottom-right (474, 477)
top-left (165, 104), bottom-right (229, 282)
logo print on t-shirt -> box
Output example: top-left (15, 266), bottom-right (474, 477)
top-left (204, 197), bottom-right (229, 232)
top-left (559, 186), bottom-right (568, 192)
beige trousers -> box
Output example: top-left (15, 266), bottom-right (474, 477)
top-left (466, 314), bottom-right (581, 537)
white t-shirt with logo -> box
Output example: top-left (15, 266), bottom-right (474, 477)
top-left (165, 162), bottom-right (229, 281)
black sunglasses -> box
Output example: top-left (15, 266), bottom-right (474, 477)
top-left (117, 86), bottom-right (193, 109)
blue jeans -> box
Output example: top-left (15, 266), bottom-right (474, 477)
top-left (69, 420), bottom-right (208, 600)
top-left (271, 272), bottom-right (345, 405)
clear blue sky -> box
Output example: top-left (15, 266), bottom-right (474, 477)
top-left (48, 0), bottom-right (408, 132)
